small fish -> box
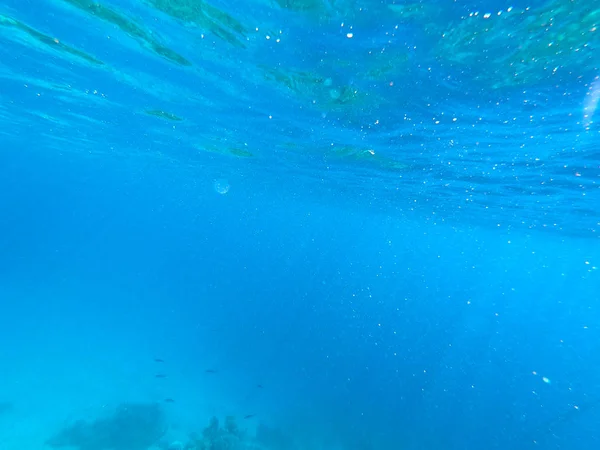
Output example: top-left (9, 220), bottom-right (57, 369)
top-left (205, 369), bottom-right (218, 374)
top-left (256, 384), bottom-right (263, 389)
top-left (243, 414), bottom-right (255, 420)
top-left (164, 398), bottom-right (175, 403)
top-left (154, 358), bottom-right (165, 363)
top-left (155, 374), bottom-right (168, 379)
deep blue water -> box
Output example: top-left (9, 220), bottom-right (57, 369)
top-left (0, 1), bottom-right (599, 449)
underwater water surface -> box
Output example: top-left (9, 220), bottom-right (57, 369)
top-left (0, 0), bottom-right (599, 449)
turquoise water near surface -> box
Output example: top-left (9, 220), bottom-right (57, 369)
top-left (0, 1), bottom-right (599, 449)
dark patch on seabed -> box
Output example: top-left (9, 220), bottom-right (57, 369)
top-left (0, 401), bottom-right (13, 416)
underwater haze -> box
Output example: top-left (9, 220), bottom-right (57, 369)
top-left (0, 0), bottom-right (599, 449)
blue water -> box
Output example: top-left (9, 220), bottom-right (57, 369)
top-left (0, 0), bottom-right (599, 449)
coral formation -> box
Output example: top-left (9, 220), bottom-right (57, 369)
top-left (46, 403), bottom-right (167, 450)
top-left (47, 404), bottom-right (289, 450)
top-left (178, 415), bottom-right (300, 450)
top-left (184, 416), bottom-right (246, 450)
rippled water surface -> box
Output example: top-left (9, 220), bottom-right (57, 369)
top-left (1, 0), bottom-right (598, 236)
